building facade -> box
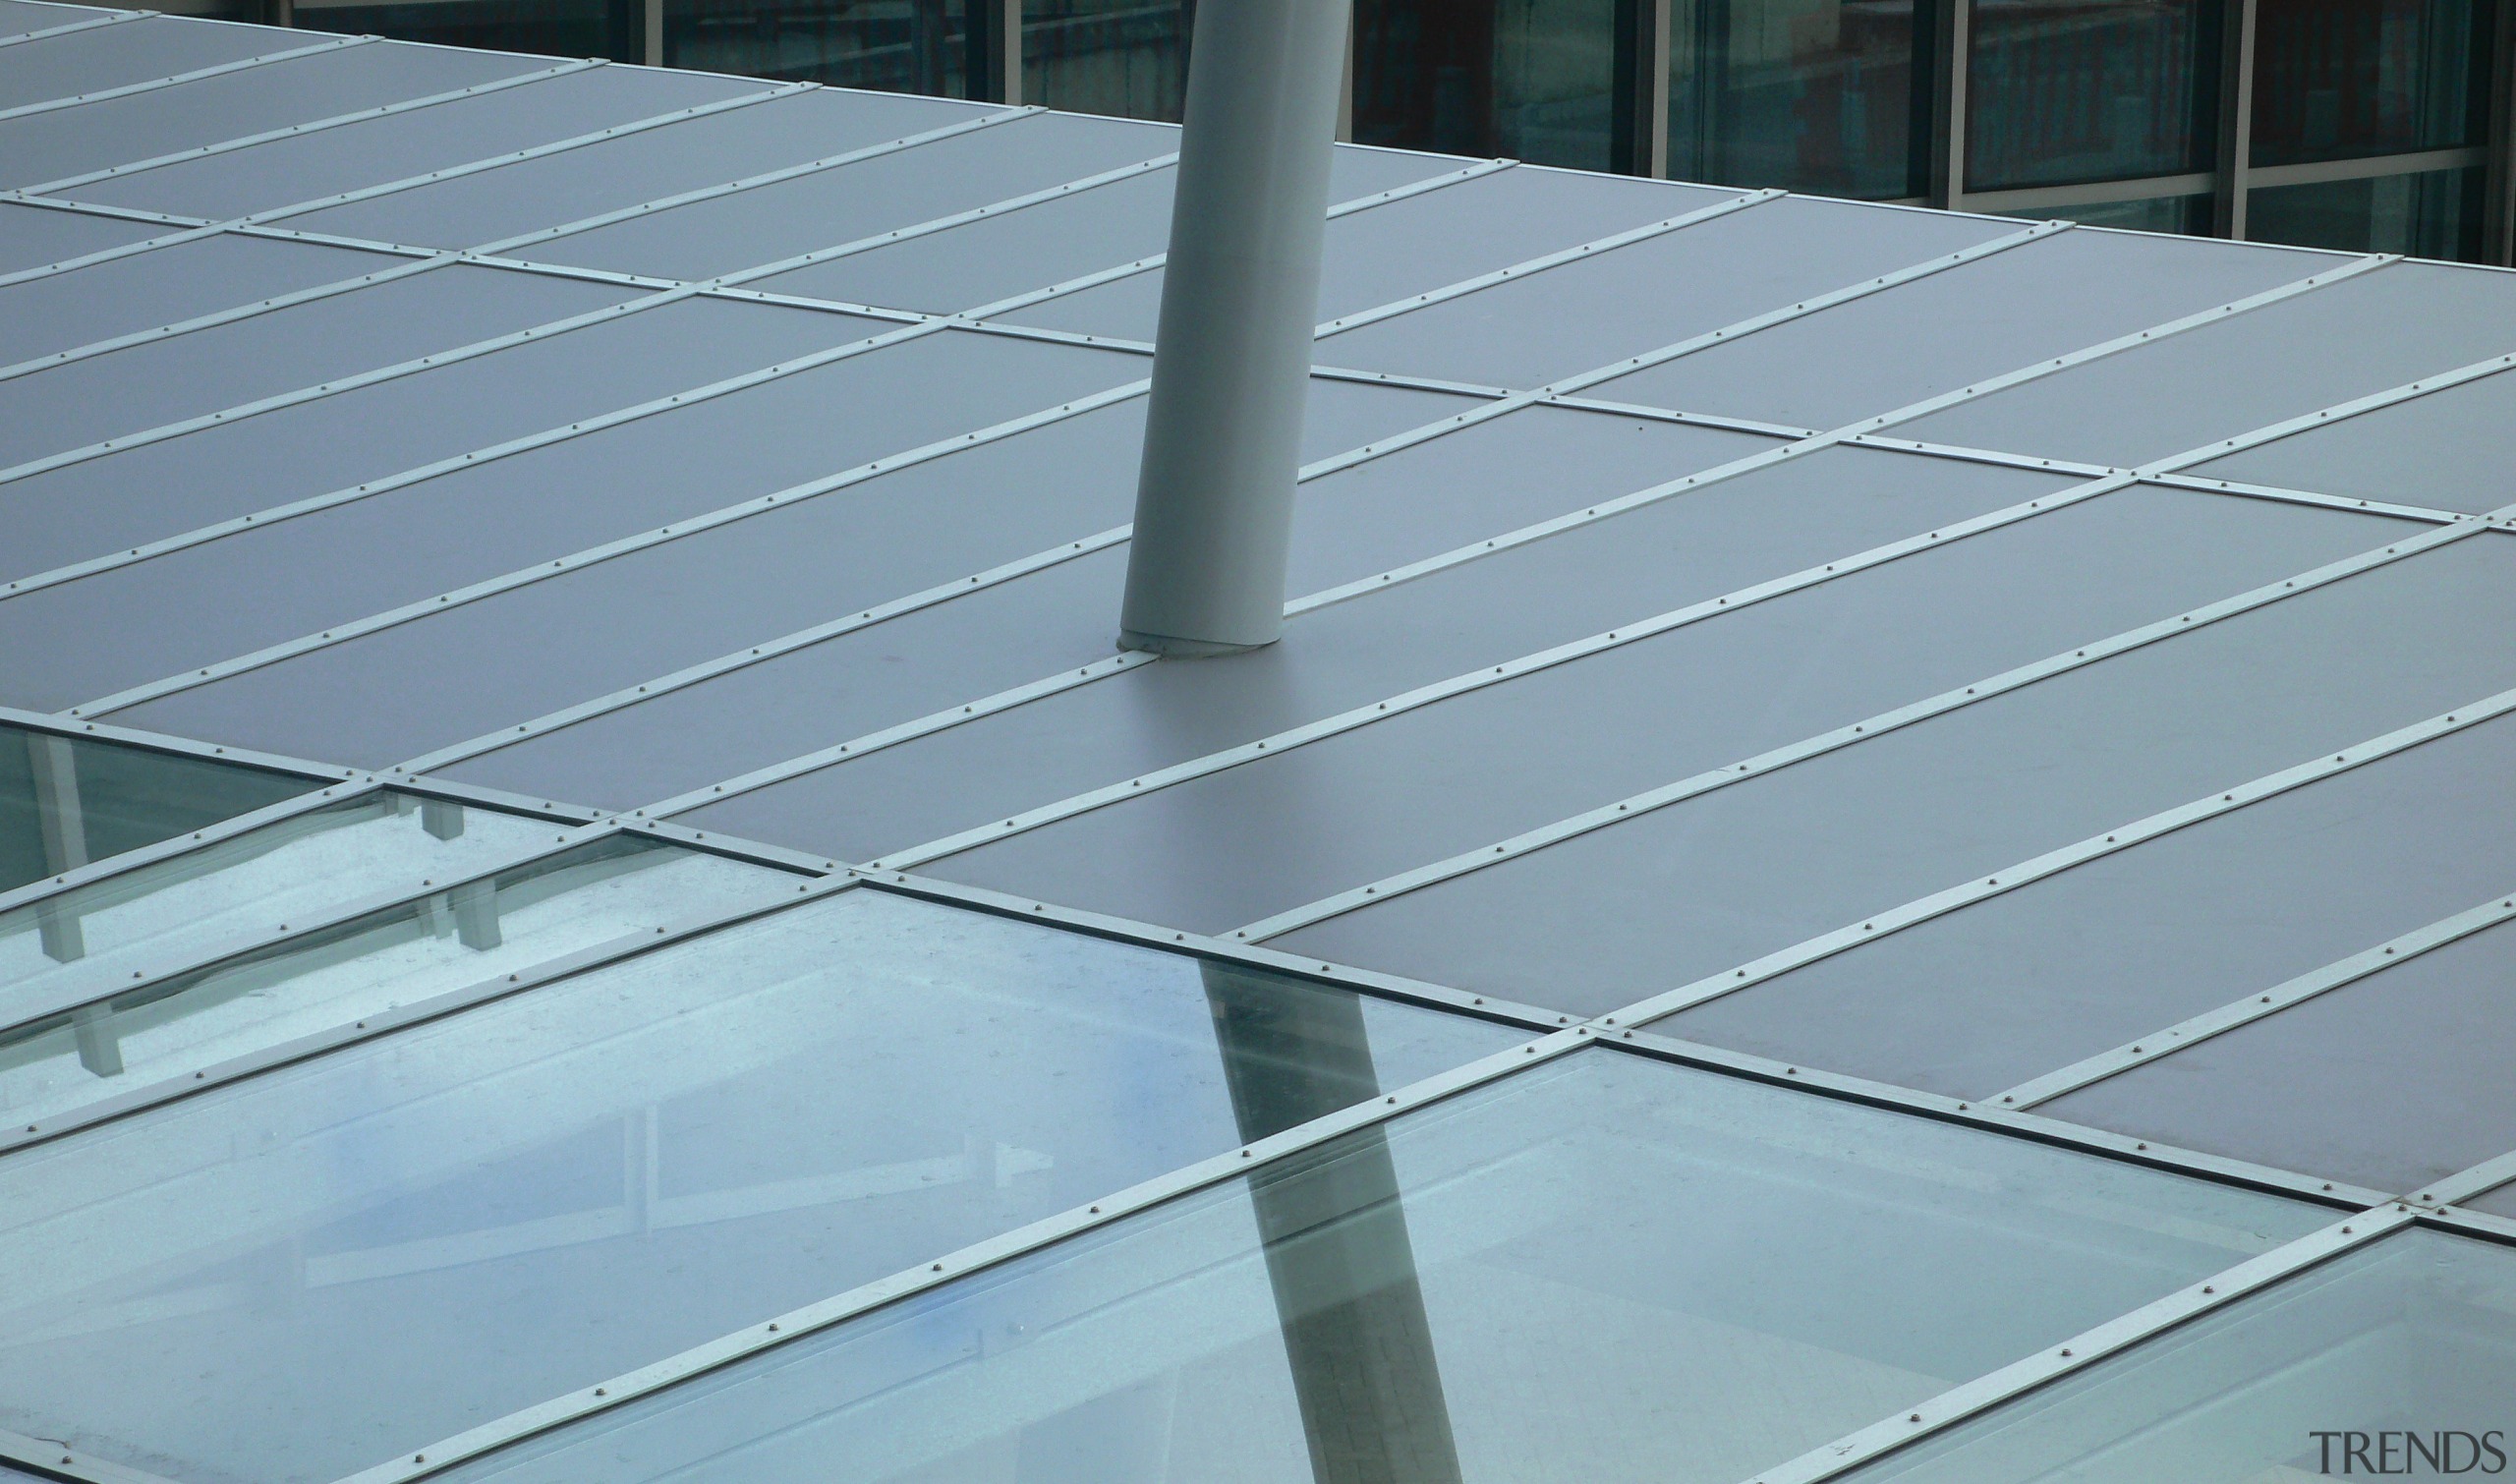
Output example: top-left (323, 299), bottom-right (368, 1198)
top-left (153, 0), bottom-right (2516, 263)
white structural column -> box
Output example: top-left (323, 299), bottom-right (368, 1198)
top-left (1118, 0), bottom-right (1353, 656)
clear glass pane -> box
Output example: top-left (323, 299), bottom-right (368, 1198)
top-left (672, 0), bottom-right (977, 95)
top-left (0, 835), bottom-right (793, 1128)
top-left (1967, 0), bottom-right (2218, 191)
top-left (1670, 0), bottom-right (1925, 199)
top-left (0, 725), bottom-right (314, 896)
top-left (1353, 0), bottom-right (1623, 170)
top-left (1025, 0), bottom-right (1187, 120)
top-left (440, 1046), bottom-right (2329, 1484)
top-left (2246, 163), bottom-right (2483, 257)
top-left (1991, 192), bottom-right (2212, 232)
top-left (1833, 1227), bottom-right (2516, 1480)
top-left (0, 791), bottom-right (558, 1025)
top-left (2253, 0), bottom-right (2490, 165)
top-left (0, 888), bottom-right (1518, 1484)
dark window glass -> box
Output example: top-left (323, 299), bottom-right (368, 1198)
top-left (1992, 191), bottom-right (2213, 230)
top-left (1670, 0), bottom-right (1927, 198)
top-left (667, 0), bottom-right (975, 93)
top-left (1353, 0), bottom-right (1623, 170)
top-left (0, 726), bottom-right (314, 896)
top-left (2247, 162), bottom-right (2483, 256)
top-left (1967, 0), bottom-right (2217, 191)
top-left (1025, 0), bottom-right (1189, 119)
top-left (296, 0), bottom-right (622, 63)
top-left (2253, 0), bottom-right (2490, 164)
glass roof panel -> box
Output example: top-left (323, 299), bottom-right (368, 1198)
top-left (0, 232), bottom-right (400, 364)
top-left (0, 17), bottom-right (302, 112)
top-left (0, 788), bottom-right (552, 1018)
top-left (0, 722), bottom-right (315, 894)
top-left (0, 833), bottom-right (790, 1129)
top-left (432, 1046), bottom-right (2328, 1484)
top-left (1831, 1227), bottom-right (2515, 1483)
top-left (0, 886), bottom-right (1517, 1484)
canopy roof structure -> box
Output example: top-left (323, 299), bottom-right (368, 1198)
top-left (4, 6), bottom-right (2516, 1482)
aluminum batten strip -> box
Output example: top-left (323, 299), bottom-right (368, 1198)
top-left (0, 30), bottom-right (373, 125)
top-left (2143, 469), bottom-right (2471, 524)
top-left (0, 870), bottom-right (848, 1155)
top-left (865, 479), bottom-right (2126, 872)
top-left (332, 1027), bottom-right (1597, 1484)
top-left (2422, 1149), bottom-right (2516, 1208)
top-left (19, 56), bottom-right (604, 197)
top-left (1746, 1207), bottom-right (2417, 1484)
top-left (0, 105), bottom-right (1027, 387)
top-left (0, 1419), bottom-right (181, 1484)
top-left (1992, 886), bottom-right (2516, 1109)
top-left (0, 80), bottom-right (815, 292)
top-left (0, 159), bottom-right (1513, 595)
top-left (1227, 363), bottom-right (2516, 943)
top-left (0, 8), bottom-right (143, 48)
top-left (1598, 683), bottom-right (2516, 1039)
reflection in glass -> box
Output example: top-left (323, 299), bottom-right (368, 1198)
top-left (438, 1048), bottom-right (2329, 1484)
top-left (1990, 191), bottom-right (2210, 231)
top-left (0, 725), bottom-right (314, 898)
top-left (671, 0), bottom-right (976, 95)
top-left (1025, 0), bottom-right (1188, 121)
top-left (0, 835), bottom-right (790, 1127)
top-left (1967, 0), bottom-right (2216, 191)
top-left (2253, 0), bottom-right (2489, 164)
top-left (293, 0), bottom-right (622, 62)
top-left (0, 791), bottom-right (555, 1026)
top-left (0, 889), bottom-right (1514, 1484)
top-left (1669, 0), bottom-right (1925, 199)
top-left (2247, 163), bottom-right (2481, 256)
top-left (1352, 0), bottom-right (1622, 170)
top-left (1836, 1227), bottom-right (2516, 1481)
top-left (1204, 963), bottom-right (1463, 1483)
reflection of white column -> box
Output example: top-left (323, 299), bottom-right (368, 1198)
top-left (449, 878), bottom-right (503, 950)
top-left (71, 1001), bottom-right (124, 1078)
top-left (1202, 963), bottom-right (1463, 1484)
top-left (28, 733), bottom-right (89, 963)
top-left (420, 798), bottom-right (467, 840)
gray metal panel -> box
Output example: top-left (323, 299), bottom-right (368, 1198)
top-left (272, 86), bottom-right (993, 250)
top-left (678, 442), bottom-right (2047, 867)
top-left (0, 262), bottom-right (630, 476)
top-left (1587, 229), bottom-right (2343, 431)
top-left (435, 379), bottom-right (1485, 806)
top-left (442, 397), bottom-right (1741, 815)
top-left (0, 16), bottom-right (295, 110)
top-left (1660, 711), bottom-right (2516, 1100)
top-left (67, 65), bottom-right (772, 220)
top-left (1, 294), bottom-right (872, 581)
top-left (1313, 195), bottom-right (2015, 388)
top-left (0, 231), bottom-right (396, 363)
top-left (2468, 1179), bottom-right (2516, 1219)
top-left (0, 199), bottom-right (162, 271)
top-left (1273, 533), bottom-right (2505, 1014)
top-left (752, 146), bottom-right (1450, 316)
top-left (928, 487), bottom-right (2402, 936)
top-left (2040, 914), bottom-right (2516, 1193)
top-left (1897, 262), bottom-right (2516, 467)
top-left (87, 333), bottom-right (1153, 750)
top-left (0, 35), bottom-right (542, 189)
top-left (2190, 371), bottom-right (2516, 516)
top-left (1003, 169), bottom-right (1741, 343)
top-left (524, 110), bottom-right (1175, 281)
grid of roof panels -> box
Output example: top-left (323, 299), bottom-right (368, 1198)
top-left (4, 5), bottom-right (2516, 1481)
